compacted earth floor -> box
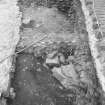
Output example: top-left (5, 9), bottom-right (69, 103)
top-left (1, 0), bottom-right (105, 105)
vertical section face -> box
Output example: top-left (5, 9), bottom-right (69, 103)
top-left (0, 0), bottom-right (21, 96)
top-left (0, 0), bottom-right (21, 60)
top-left (80, 0), bottom-right (105, 100)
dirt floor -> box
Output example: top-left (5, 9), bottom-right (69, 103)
top-left (1, 0), bottom-right (105, 105)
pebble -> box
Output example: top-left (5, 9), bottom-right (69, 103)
top-left (61, 64), bottom-right (78, 80)
top-left (58, 53), bottom-right (65, 64)
top-left (47, 51), bottom-right (57, 59)
top-left (46, 56), bottom-right (59, 64)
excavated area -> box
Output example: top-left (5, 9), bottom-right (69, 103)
top-left (2, 0), bottom-right (105, 105)
top-left (7, 41), bottom-right (105, 105)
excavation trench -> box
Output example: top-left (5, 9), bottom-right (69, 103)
top-left (8, 41), bottom-right (104, 105)
top-left (2, 0), bottom-right (105, 105)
